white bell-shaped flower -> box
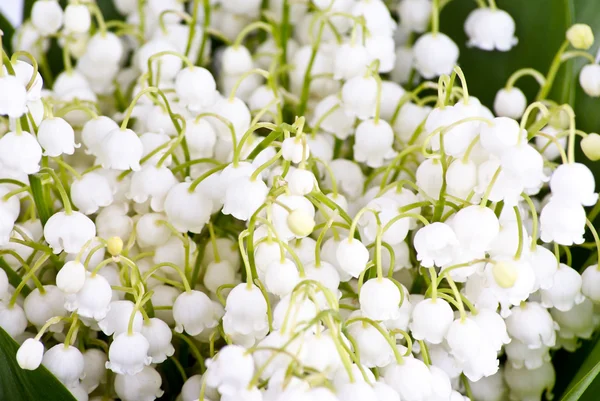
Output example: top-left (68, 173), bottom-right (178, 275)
top-left (580, 64), bottom-right (600, 97)
top-left (106, 331), bottom-right (152, 375)
top-left (184, 119), bottom-right (217, 159)
top-left (359, 278), bottom-right (401, 321)
top-left (311, 95), bottom-right (355, 139)
top-left (468, 370), bottom-right (507, 401)
top-left (173, 290), bottom-right (218, 336)
top-left (203, 259), bottom-right (238, 294)
top-left (264, 258), bottom-right (300, 298)
top-left (336, 237), bottom-right (369, 278)
top-left (337, 381), bottom-right (378, 401)
top-left (530, 246), bottom-right (559, 291)
top-left (0, 130), bottom-right (42, 174)
top-left (98, 128), bottom-right (143, 171)
top-left (470, 309), bottom-right (510, 352)
top-left (71, 172), bottom-right (114, 215)
top-left (98, 300), bottom-right (143, 336)
top-left (446, 317), bottom-right (484, 363)
top-left (135, 213), bottom-right (172, 249)
top-left (476, 158), bottom-right (524, 206)
top-left (413, 33), bottom-right (459, 79)
top-left (0, 302), bottom-right (28, 337)
top-left (451, 205), bottom-right (500, 254)
top-left (465, 8), bottom-right (518, 51)
top-left (505, 339), bottom-right (551, 370)
top-left (64, 3), bottom-right (91, 33)
top-left (552, 297), bottom-right (595, 340)
top-left (164, 182), bottom-right (213, 234)
top-left (479, 117), bottom-right (523, 156)
top-left (127, 165), bottom-right (178, 212)
top-left (550, 162), bottom-right (597, 206)
top-left (31, 0), bottom-right (64, 35)
top-left (81, 348), bottom-right (107, 393)
top-left (135, 39), bottom-right (181, 81)
top-left (360, 197), bottom-right (410, 246)
top-left (333, 42), bottom-right (369, 80)
top-left (501, 142), bottom-right (547, 190)
top-left (17, 338), bottom-right (44, 370)
top-left (505, 302), bottom-right (557, 349)
top-left (446, 159), bottom-right (477, 200)
top-left (352, 0), bottom-right (397, 37)
top-left (504, 361), bottom-right (555, 401)
top-left (493, 87), bottom-right (527, 119)
top-left (114, 366), bottom-right (164, 401)
top-left (384, 357), bottom-right (433, 401)
top-left (484, 257), bottom-right (536, 316)
top-left (81, 116), bottom-right (119, 156)
top-left (43, 211), bottom-right (96, 254)
top-left (223, 283), bottom-right (268, 337)
top-left (206, 96), bottom-right (251, 143)
top-left (42, 344), bottom-right (85, 388)
top-left (23, 285), bottom-right (66, 331)
top-left (11, 60), bottom-right (43, 102)
top-left (175, 66), bottom-right (218, 111)
top-left (409, 298), bottom-right (453, 344)
top-left (540, 198), bottom-right (586, 246)
top-left (37, 117), bottom-right (79, 157)
top-left (0, 75), bottom-right (28, 119)
top-left (414, 222), bottom-right (458, 268)
top-left (64, 272), bottom-right (112, 320)
top-left (582, 264), bottom-right (600, 301)
top-left (354, 119), bottom-right (395, 168)
top-left (205, 345), bottom-right (255, 396)
top-left (415, 158), bottom-right (444, 200)
top-left (397, 0), bottom-right (432, 33)
top-left (282, 136), bottom-right (311, 164)
top-left (341, 75), bottom-right (378, 120)
top-left (540, 263), bottom-right (585, 311)
top-left (222, 176), bottom-right (268, 221)
top-left (461, 342), bottom-right (500, 382)
top-left (287, 168), bottom-right (317, 196)
top-left (271, 194), bottom-right (316, 241)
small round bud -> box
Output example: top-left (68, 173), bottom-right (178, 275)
top-left (287, 209), bottom-right (315, 237)
top-left (581, 133), bottom-right (600, 161)
top-left (107, 236), bottom-right (123, 256)
top-left (492, 261), bottom-right (518, 288)
top-left (567, 24), bottom-right (594, 50)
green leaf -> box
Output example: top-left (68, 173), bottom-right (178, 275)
top-left (559, 335), bottom-right (600, 400)
top-left (0, 12), bottom-right (15, 54)
top-left (28, 174), bottom-right (52, 227)
top-left (0, 326), bottom-right (77, 401)
top-left (440, 0), bottom-right (572, 107)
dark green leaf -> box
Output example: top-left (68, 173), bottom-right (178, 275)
top-left (0, 326), bottom-right (77, 401)
top-left (0, 12), bottom-right (15, 54)
top-left (440, 0), bottom-right (571, 107)
top-left (559, 335), bottom-right (600, 400)
top-left (28, 174), bottom-right (52, 226)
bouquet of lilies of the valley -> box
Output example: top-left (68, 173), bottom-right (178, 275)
top-left (1, 0), bottom-right (600, 400)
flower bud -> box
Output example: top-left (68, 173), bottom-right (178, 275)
top-left (17, 338), bottom-right (44, 370)
top-left (567, 24), bottom-right (594, 50)
top-left (107, 236), bottom-right (123, 257)
top-left (287, 208), bottom-right (315, 237)
top-left (581, 133), bottom-right (600, 161)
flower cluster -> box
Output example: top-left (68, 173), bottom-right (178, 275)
top-left (0, 1), bottom-right (599, 401)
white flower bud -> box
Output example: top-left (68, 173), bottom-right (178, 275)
top-left (43, 344), bottom-right (85, 388)
top-left (359, 278), bottom-right (400, 321)
top-left (17, 338), bottom-right (44, 370)
top-left (64, 4), bottom-right (91, 34)
top-left (493, 87), bottom-right (527, 119)
top-left (0, 130), bottom-right (42, 174)
top-left (413, 33), bottom-right (459, 79)
top-left (341, 75), bottom-right (378, 120)
top-left (410, 298), bottom-right (453, 344)
top-left (31, 0), bottom-right (64, 36)
top-left (579, 64), bottom-right (600, 97)
top-left (114, 366), bottom-right (164, 401)
top-left (567, 23), bottom-right (594, 50)
top-left (581, 132), bottom-right (600, 160)
top-left (81, 349), bottom-right (107, 393)
top-left (44, 211), bottom-right (96, 255)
